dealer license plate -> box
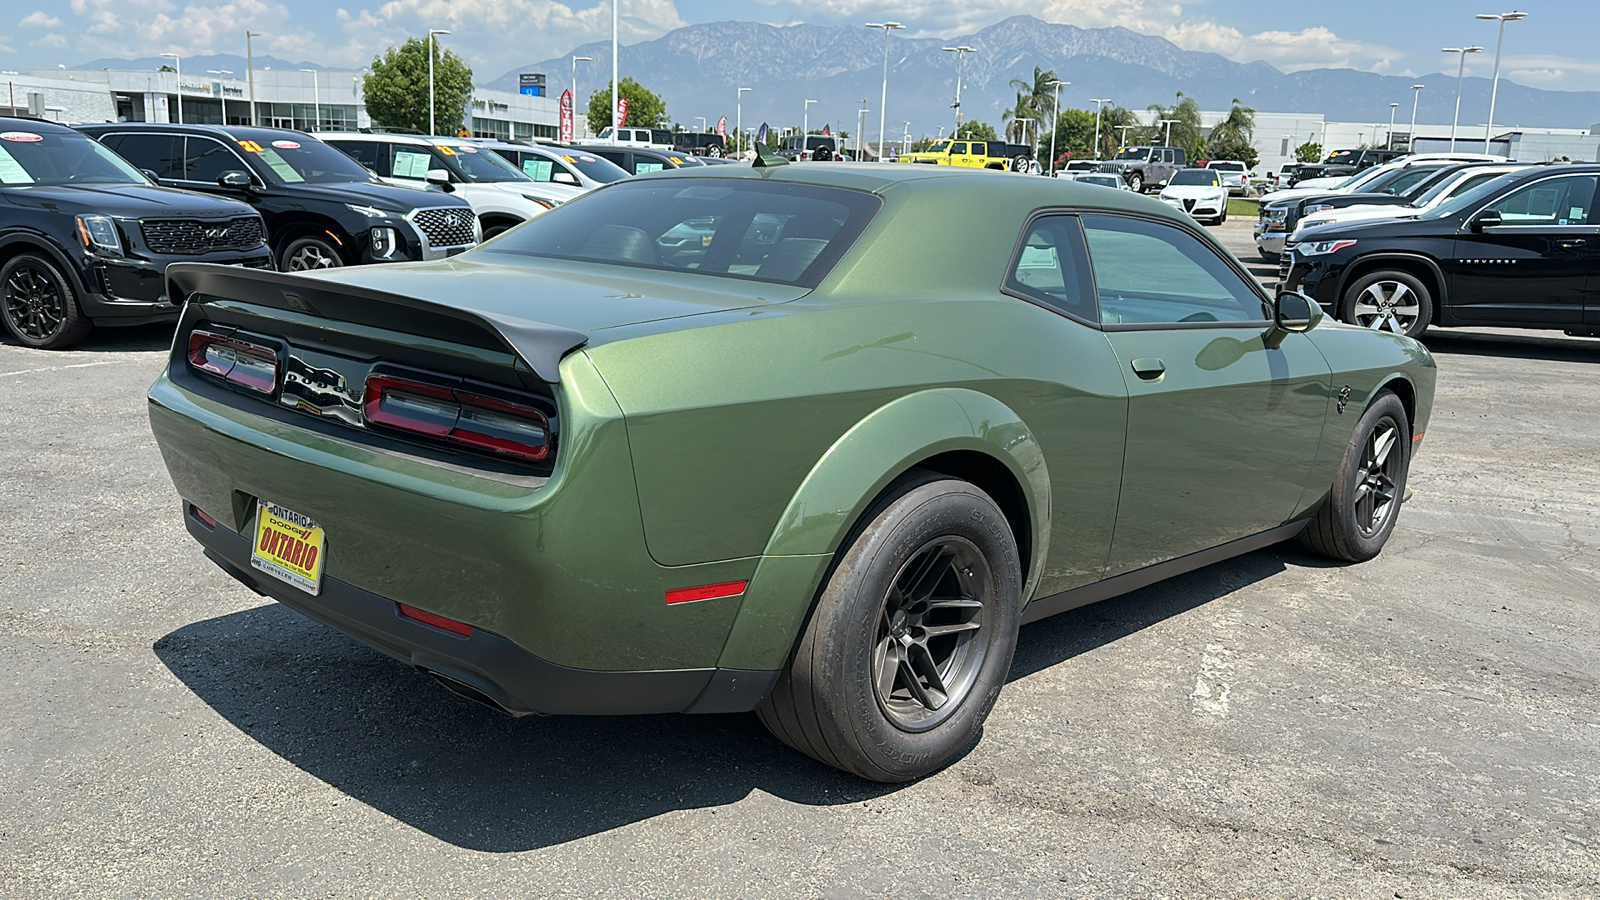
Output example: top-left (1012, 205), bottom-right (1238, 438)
top-left (250, 501), bottom-right (326, 595)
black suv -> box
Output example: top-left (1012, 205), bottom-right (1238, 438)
top-left (1322, 148), bottom-right (1406, 176)
top-left (1281, 165), bottom-right (1600, 339)
top-left (76, 124), bottom-right (477, 272)
top-left (578, 145), bottom-right (705, 175)
top-left (0, 117), bottom-right (270, 349)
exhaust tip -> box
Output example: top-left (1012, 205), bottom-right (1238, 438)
top-left (418, 667), bottom-right (537, 717)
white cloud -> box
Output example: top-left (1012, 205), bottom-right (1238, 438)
top-left (1163, 22), bottom-right (1400, 73)
top-left (33, 33), bottom-right (70, 49)
top-left (19, 11), bottom-right (64, 27)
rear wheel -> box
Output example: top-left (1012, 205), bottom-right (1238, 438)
top-left (757, 472), bottom-right (1023, 782)
top-left (1298, 390), bottom-right (1411, 562)
top-left (277, 236), bottom-right (344, 272)
top-left (1341, 269), bottom-right (1432, 339)
top-left (2, 253), bottom-right (92, 349)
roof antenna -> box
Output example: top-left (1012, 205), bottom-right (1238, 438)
top-left (751, 121), bottom-right (787, 168)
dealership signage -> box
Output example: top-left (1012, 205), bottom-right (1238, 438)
top-left (518, 73), bottom-right (545, 97)
top-left (559, 89), bottom-right (574, 142)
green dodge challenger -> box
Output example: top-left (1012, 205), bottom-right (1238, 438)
top-left (152, 161), bottom-right (1435, 782)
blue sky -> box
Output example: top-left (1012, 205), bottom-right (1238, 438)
top-left (7, 0), bottom-right (1598, 92)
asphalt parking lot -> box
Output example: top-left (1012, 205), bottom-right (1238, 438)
top-left (2, 218), bottom-right (1597, 897)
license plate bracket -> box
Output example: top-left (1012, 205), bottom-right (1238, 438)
top-left (250, 501), bottom-right (326, 595)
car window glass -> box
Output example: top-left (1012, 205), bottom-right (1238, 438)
top-left (1487, 175), bottom-right (1598, 225)
top-left (951, 143), bottom-right (968, 155)
top-left (391, 148), bottom-right (433, 179)
top-left (970, 142), bottom-right (985, 156)
top-left (98, 133), bottom-right (180, 180)
top-left (1081, 214), bottom-right (1267, 325)
top-left (183, 137), bottom-right (243, 183)
top-left (1380, 167), bottom-right (1441, 195)
top-left (520, 157), bottom-right (555, 180)
top-left (336, 140), bottom-right (381, 174)
top-left (635, 159), bottom-right (665, 174)
top-left (1006, 216), bottom-right (1095, 320)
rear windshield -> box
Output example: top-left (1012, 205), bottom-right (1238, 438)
top-left (480, 178), bottom-right (881, 288)
top-left (1207, 161), bottom-right (1245, 171)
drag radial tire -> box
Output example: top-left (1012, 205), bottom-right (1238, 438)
top-left (757, 472), bottom-right (1023, 782)
top-left (1298, 390), bottom-right (1412, 563)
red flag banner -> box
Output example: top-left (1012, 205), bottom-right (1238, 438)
top-left (822, 124), bottom-right (831, 137)
top-left (616, 96), bottom-right (629, 126)
top-left (558, 90), bottom-right (574, 143)
top-left (716, 116), bottom-right (727, 138)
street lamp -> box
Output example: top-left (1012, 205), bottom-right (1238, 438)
top-left (736, 86), bottom-right (751, 155)
top-left (206, 70), bottom-right (232, 124)
top-left (1476, 11), bottom-right (1527, 153)
top-left (428, 28), bottom-right (451, 136)
top-left (1090, 98), bottom-right (1111, 159)
top-left (804, 97), bottom-right (817, 143)
top-left (1387, 102), bottom-right (1399, 149)
top-left (1159, 117), bottom-right (1178, 148)
top-left (857, 98), bottom-right (869, 161)
top-left (1046, 79), bottom-right (1068, 176)
top-left (611, 0), bottom-right (619, 134)
top-left (571, 55), bottom-right (591, 135)
top-left (299, 69), bottom-right (320, 131)
top-left (1408, 84), bottom-right (1425, 150)
top-left (1116, 123), bottom-right (1135, 149)
top-left (1442, 45), bottom-right (1483, 151)
top-left (695, 116), bottom-right (706, 133)
top-left (159, 52), bottom-right (181, 124)
top-left (901, 120), bottom-right (911, 156)
top-left (865, 22), bottom-right (904, 162)
top-left (941, 45), bottom-right (975, 131)
top-left (246, 32), bottom-right (262, 126)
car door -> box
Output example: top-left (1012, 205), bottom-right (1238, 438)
top-left (1081, 213), bottom-right (1334, 575)
top-left (1448, 173), bottom-right (1599, 326)
top-left (97, 132), bottom-right (186, 187)
top-left (178, 136), bottom-right (252, 187)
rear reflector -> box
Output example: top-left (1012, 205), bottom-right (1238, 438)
top-left (189, 504), bottom-right (217, 528)
top-left (665, 580), bottom-right (749, 605)
top-left (397, 603), bottom-right (473, 637)
top-left (364, 374), bottom-right (550, 461)
top-left (188, 328), bottom-right (279, 394)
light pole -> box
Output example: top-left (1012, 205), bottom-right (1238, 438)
top-left (1090, 98), bottom-right (1111, 158)
top-left (1046, 79), bottom-right (1068, 175)
top-left (866, 22), bottom-right (904, 162)
top-left (571, 54), bottom-right (590, 134)
top-left (1408, 84), bottom-right (1424, 150)
top-left (857, 99), bottom-right (868, 161)
top-left (941, 45), bottom-right (975, 131)
top-left (736, 86), bottom-right (751, 154)
top-left (1443, 45), bottom-right (1483, 151)
top-left (206, 70), bottom-right (232, 124)
top-left (1476, 11), bottom-right (1527, 153)
top-left (428, 28), bottom-right (451, 136)
top-left (160, 53), bottom-right (181, 124)
top-left (1116, 123), bottom-right (1135, 149)
top-left (804, 97), bottom-right (816, 142)
top-left (299, 69), bottom-right (320, 131)
top-left (246, 32), bottom-right (262, 126)
top-left (611, 0), bottom-right (619, 134)
top-left (1159, 117), bottom-right (1178, 148)
top-left (695, 116), bottom-right (706, 133)
top-left (901, 120), bottom-right (911, 156)
top-left (1387, 102), bottom-right (1399, 149)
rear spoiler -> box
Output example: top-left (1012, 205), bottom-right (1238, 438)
top-left (166, 263), bottom-right (587, 384)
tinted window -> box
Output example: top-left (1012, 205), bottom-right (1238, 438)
top-left (100, 133), bottom-right (181, 180)
top-left (552, 151), bottom-right (628, 183)
top-left (234, 136), bottom-right (374, 184)
top-left (1487, 175), bottom-right (1598, 226)
top-left (1081, 215), bottom-right (1267, 325)
top-left (183, 137), bottom-right (245, 183)
top-left (970, 142), bottom-right (986, 156)
top-left (951, 143), bottom-right (968, 155)
top-left (1006, 216), bottom-right (1096, 320)
top-left (1169, 169), bottom-right (1219, 186)
top-left (335, 140), bottom-right (382, 174)
top-left (482, 179), bottom-right (881, 288)
top-left (438, 143), bottom-right (530, 182)
top-left (1377, 166), bottom-right (1444, 195)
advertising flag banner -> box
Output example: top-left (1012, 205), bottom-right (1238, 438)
top-left (822, 124), bottom-right (831, 137)
top-left (756, 122), bottom-right (768, 146)
top-left (716, 116), bottom-right (727, 137)
top-left (559, 90), bottom-right (574, 142)
top-left (616, 96), bottom-right (629, 126)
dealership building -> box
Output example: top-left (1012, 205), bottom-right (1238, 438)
top-left (1, 65), bottom-right (563, 139)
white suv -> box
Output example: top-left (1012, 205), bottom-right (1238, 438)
top-left (574, 126), bottom-right (673, 149)
top-left (319, 133), bottom-right (574, 238)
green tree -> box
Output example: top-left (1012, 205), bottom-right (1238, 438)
top-left (586, 77), bottom-right (667, 134)
top-left (362, 37), bottom-right (473, 135)
top-left (1146, 92), bottom-right (1204, 158)
top-left (954, 121), bottom-right (997, 141)
top-left (1045, 107), bottom-right (1099, 168)
top-left (1097, 104), bottom-right (1141, 157)
top-left (1004, 66), bottom-right (1059, 146)
top-left (1204, 98), bottom-right (1258, 167)
top-left (1294, 140), bottom-right (1323, 162)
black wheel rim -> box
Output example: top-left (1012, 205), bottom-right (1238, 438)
top-left (872, 536), bottom-right (991, 732)
top-left (4, 262), bottom-right (67, 341)
top-left (1355, 418), bottom-right (1402, 537)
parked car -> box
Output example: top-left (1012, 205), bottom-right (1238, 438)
top-left (896, 139), bottom-right (1036, 171)
top-left (1060, 159), bottom-right (1102, 174)
top-left (1291, 163), bottom-right (1529, 235)
top-left (1060, 172), bottom-right (1131, 190)
top-left (77, 123), bottom-right (477, 272)
top-left (0, 117), bottom-right (270, 348)
top-left (1098, 145), bottom-right (1188, 193)
top-left (466, 140), bottom-right (626, 192)
top-left (582, 145), bottom-right (706, 175)
top-left (150, 162), bottom-right (1435, 782)
top-left (317, 133), bottom-right (570, 239)
top-left (778, 135), bottom-right (837, 161)
top-left (666, 131), bottom-right (728, 158)
top-left (1280, 165), bottom-right (1600, 339)
top-left (1321, 148), bottom-right (1406, 176)
top-left (1159, 168), bottom-right (1230, 224)
top-left (572, 126), bottom-right (674, 150)
top-left (1205, 160), bottom-right (1250, 194)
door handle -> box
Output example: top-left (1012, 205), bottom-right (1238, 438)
top-left (1130, 357), bottom-right (1166, 380)
top-left (1555, 238), bottom-right (1588, 249)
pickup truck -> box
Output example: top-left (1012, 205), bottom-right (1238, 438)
top-left (1097, 146), bottom-right (1188, 192)
top-left (897, 139), bottom-right (1036, 170)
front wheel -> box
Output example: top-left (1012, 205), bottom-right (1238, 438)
top-left (2, 253), bottom-right (92, 349)
top-left (757, 472), bottom-right (1023, 782)
top-left (1298, 390), bottom-right (1411, 562)
top-left (277, 236), bottom-right (345, 272)
top-left (1126, 172), bottom-right (1144, 193)
top-left (1341, 269), bottom-right (1432, 339)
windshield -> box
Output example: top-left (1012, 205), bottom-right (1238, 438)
top-left (1413, 169), bottom-right (1514, 208)
top-left (1169, 169), bottom-right (1220, 186)
top-left (1423, 172), bottom-right (1525, 220)
top-left (435, 143), bottom-right (531, 183)
top-left (1335, 166), bottom-right (1395, 191)
top-left (237, 136), bottom-right (376, 184)
top-left (1325, 149), bottom-right (1359, 165)
top-left (481, 178), bottom-right (882, 288)
top-left (927, 141), bottom-right (950, 153)
top-left (550, 150), bottom-right (629, 183)
top-left (1079, 175), bottom-right (1119, 188)
top-left (0, 130), bottom-right (148, 186)
top-left (1114, 147), bottom-right (1151, 160)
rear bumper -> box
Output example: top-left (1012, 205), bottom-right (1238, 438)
top-left (185, 507), bottom-right (778, 716)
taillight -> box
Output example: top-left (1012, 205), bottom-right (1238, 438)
top-left (188, 329), bottom-right (279, 394)
top-left (363, 373), bottom-right (550, 461)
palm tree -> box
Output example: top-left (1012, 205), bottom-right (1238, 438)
top-left (1006, 66), bottom-right (1060, 143)
top-left (1003, 91), bottom-right (1035, 144)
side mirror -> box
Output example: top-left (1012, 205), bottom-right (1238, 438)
top-left (140, 168), bottom-right (161, 183)
top-left (425, 168), bottom-right (455, 192)
top-left (1471, 210), bottom-right (1503, 231)
top-left (217, 170), bottom-right (252, 189)
top-left (1273, 290), bottom-right (1321, 334)
top-left (552, 171), bottom-right (579, 185)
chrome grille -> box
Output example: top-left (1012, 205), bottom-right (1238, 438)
top-left (141, 217), bottom-right (265, 254)
top-left (409, 207), bottom-right (477, 249)
top-left (1278, 248), bottom-right (1293, 286)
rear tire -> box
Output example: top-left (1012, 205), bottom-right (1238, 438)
top-left (1, 253), bottom-right (92, 349)
top-left (1298, 390), bottom-right (1411, 562)
top-left (757, 472), bottom-right (1023, 782)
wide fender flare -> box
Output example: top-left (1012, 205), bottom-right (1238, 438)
top-left (712, 389), bottom-right (1050, 674)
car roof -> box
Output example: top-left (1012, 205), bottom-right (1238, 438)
top-left (1, 116), bottom-right (78, 134)
top-left (75, 122), bottom-right (317, 143)
top-left (316, 131), bottom-right (436, 146)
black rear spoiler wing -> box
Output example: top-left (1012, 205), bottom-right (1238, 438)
top-left (166, 263), bottom-right (587, 383)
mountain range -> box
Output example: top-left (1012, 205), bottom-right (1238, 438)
top-left (486, 16), bottom-right (1600, 137)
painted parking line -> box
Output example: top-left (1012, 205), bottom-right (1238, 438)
top-left (0, 360), bottom-right (116, 379)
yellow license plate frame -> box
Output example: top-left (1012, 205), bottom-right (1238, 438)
top-left (250, 501), bottom-right (326, 596)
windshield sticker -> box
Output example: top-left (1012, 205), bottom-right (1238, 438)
top-left (436, 145), bottom-right (457, 155)
top-left (272, 140), bottom-right (301, 150)
top-left (0, 131), bottom-right (42, 142)
top-left (457, 145), bottom-right (477, 153)
top-left (0, 146), bottom-right (34, 183)
top-left (393, 150), bottom-right (431, 179)
top-left (237, 140), bottom-right (265, 153)
top-left (1570, 208), bottom-right (1584, 220)
top-left (256, 148), bottom-right (306, 183)
top-left (670, 157), bottom-right (682, 164)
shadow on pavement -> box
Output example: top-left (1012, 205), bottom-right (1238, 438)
top-left (155, 543), bottom-right (1313, 851)
top-left (0, 322), bottom-right (176, 353)
top-left (1421, 329), bottom-right (1600, 365)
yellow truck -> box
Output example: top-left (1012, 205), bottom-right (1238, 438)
top-left (897, 139), bottom-right (1036, 171)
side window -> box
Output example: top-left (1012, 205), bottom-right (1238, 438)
top-left (969, 142), bottom-right (985, 156)
top-left (108, 133), bottom-right (181, 179)
top-left (591, 149), bottom-right (627, 170)
top-left (335, 140), bottom-right (382, 174)
top-left (390, 147), bottom-right (433, 179)
top-left (1006, 215), bottom-right (1095, 320)
top-left (1487, 175), bottom-right (1598, 226)
top-left (1081, 214), bottom-right (1268, 326)
top-left (182, 137), bottom-right (244, 183)
top-left (951, 142), bottom-right (968, 155)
